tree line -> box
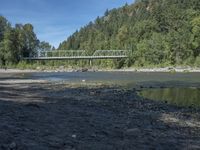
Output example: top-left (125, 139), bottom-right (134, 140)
top-left (59, 0), bottom-right (200, 68)
top-left (1, 0), bottom-right (200, 69)
top-left (0, 16), bottom-right (52, 67)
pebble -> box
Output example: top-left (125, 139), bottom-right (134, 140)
top-left (9, 142), bottom-right (17, 150)
top-left (126, 128), bottom-right (141, 136)
top-left (89, 91), bottom-right (96, 96)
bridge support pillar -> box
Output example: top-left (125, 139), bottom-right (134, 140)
top-left (89, 59), bottom-right (92, 67)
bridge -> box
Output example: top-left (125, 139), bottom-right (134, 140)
top-left (23, 50), bottom-right (130, 60)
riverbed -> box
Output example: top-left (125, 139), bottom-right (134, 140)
top-left (0, 72), bottom-right (200, 149)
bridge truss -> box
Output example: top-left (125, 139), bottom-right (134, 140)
top-left (24, 50), bottom-right (130, 60)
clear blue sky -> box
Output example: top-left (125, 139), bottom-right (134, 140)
top-left (0, 0), bottom-right (134, 48)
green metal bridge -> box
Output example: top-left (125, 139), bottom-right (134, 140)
top-left (23, 50), bottom-right (130, 60)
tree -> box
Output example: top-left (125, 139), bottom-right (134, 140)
top-left (1, 28), bottom-right (20, 65)
top-left (39, 41), bottom-right (52, 51)
top-left (22, 24), bottom-right (38, 57)
top-left (0, 16), bottom-right (11, 66)
top-left (0, 16), bottom-right (10, 41)
top-left (136, 33), bottom-right (169, 65)
top-left (191, 16), bottom-right (200, 57)
top-left (57, 0), bottom-right (200, 68)
top-left (117, 25), bottom-right (128, 48)
top-left (167, 29), bottom-right (193, 64)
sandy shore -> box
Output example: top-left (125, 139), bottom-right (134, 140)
top-left (0, 81), bottom-right (199, 149)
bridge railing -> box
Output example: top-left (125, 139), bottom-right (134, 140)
top-left (93, 50), bottom-right (129, 56)
top-left (38, 50), bottom-right (86, 57)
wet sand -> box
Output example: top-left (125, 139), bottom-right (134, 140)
top-left (0, 81), bottom-right (200, 149)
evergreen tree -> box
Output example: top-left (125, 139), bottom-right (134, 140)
top-left (58, 0), bottom-right (200, 67)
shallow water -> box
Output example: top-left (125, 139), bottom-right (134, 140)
top-left (139, 87), bottom-right (200, 108)
top-left (1, 71), bottom-right (200, 107)
top-left (18, 72), bottom-right (200, 85)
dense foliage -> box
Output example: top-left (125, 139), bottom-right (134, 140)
top-left (59, 0), bottom-right (200, 67)
top-left (0, 16), bottom-right (52, 67)
top-left (1, 0), bottom-right (200, 69)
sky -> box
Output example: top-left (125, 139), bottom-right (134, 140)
top-left (0, 0), bottom-right (134, 48)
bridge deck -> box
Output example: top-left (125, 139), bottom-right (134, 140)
top-left (23, 55), bottom-right (128, 60)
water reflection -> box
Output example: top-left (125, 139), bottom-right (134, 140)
top-left (140, 88), bottom-right (200, 107)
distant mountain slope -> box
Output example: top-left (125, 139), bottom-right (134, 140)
top-left (59, 0), bottom-right (200, 67)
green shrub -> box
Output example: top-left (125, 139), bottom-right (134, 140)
top-left (195, 56), bottom-right (200, 67)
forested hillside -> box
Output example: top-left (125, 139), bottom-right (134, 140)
top-left (0, 16), bottom-right (52, 67)
top-left (1, 0), bottom-right (200, 69)
top-left (59, 0), bottom-right (200, 67)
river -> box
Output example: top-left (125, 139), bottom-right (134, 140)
top-left (1, 71), bottom-right (200, 107)
top-left (4, 71), bottom-right (200, 84)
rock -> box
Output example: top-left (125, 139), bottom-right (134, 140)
top-left (81, 68), bottom-right (88, 72)
top-left (25, 103), bottom-right (40, 108)
top-left (24, 128), bottom-right (31, 132)
top-left (90, 134), bottom-right (97, 138)
top-left (168, 67), bottom-right (174, 70)
top-left (59, 66), bottom-right (65, 70)
top-left (75, 69), bottom-right (81, 72)
top-left (9, 142), bottom-right (17, 150)
top-left (90, 91), bottom-right (96, 96)
top-left (125, 128), bottom-right (141, 136)
top-left (72, 134), bottom-right (77, 138)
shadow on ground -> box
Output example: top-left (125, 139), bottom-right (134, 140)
top-left (0, 83), bottom-right (200, 150)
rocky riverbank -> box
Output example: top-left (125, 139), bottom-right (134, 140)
top-left (99, 66), bottom-right (200, 73)
top-left (0, 81), bottom-right (199, 149)
top-left (1, 66), bottom-right (200, 73)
